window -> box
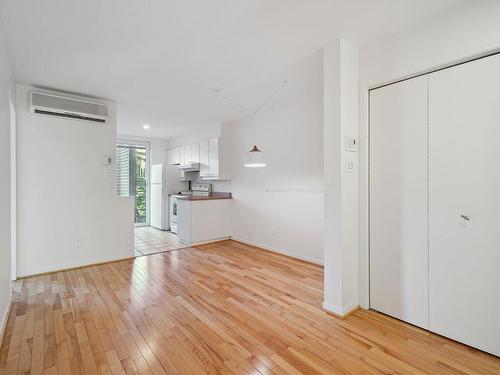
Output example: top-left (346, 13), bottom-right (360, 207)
top-left (116, 141), bottom-right (149, 225)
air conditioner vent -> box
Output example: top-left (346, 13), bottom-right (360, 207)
top-left (30, 91), bottom-right (108, 123)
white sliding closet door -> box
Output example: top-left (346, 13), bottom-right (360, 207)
top-left (429, 54), bottom-right (500, 356)
top-left (369, 76), bottom-right (429, 329)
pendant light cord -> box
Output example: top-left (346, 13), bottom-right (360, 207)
top-left (212, 80), bottom-right (289, 156)
top-left (211, 88), bottom-right (254, 114)
top-left (212, 80), bottom-right (288, 119)
top-left (250, 80), bottom-right (288, 116)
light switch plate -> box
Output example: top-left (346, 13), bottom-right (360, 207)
top-left (345, 136), bottom-right (359, 152)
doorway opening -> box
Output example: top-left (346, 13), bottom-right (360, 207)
top-left (134, 226), bottom-right (186, 256)
top-left (116, 140), bottom-right (150, 226)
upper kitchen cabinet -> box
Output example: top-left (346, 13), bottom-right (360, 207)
top-left (184, 143), bottom-right (200, 164)
top-left (168, 148), bottom-right (181, 165)
top-left (199, 137), bottom-right (231, 180)
top-left (208, 138), bottom-right (219, 177)
top-left (179, 146), bottom-right (185, 166)
top-left (199, 139), bottom-right (209, 177)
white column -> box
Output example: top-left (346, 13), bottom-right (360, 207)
top-left (323, 38), bottom-right (360, 317)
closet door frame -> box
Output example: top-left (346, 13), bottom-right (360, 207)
top-left (360, 48), bottom-right (500, 310)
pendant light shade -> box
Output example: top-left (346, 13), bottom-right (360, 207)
top-left (244, 145), bottom-right (267, 167)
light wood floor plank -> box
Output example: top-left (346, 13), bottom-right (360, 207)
top-left (2, 240), bottom-right (499, 374)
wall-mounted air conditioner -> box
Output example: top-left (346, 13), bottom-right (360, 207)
top-left (30, 91), bottom-right (108, 123)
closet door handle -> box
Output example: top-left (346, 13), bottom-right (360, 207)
top-left (460, 215), bottom-right (471, 221)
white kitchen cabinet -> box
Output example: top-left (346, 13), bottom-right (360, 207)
top-left (181, 145), bottom-right (188, 165)
top-left (199, 137), bottom-right (231, 180)
top-left (192, 143), bottom-right (200, 163)
top-left (172, 138), bottom-right (230, 179)
top-left (167, 148), bottom-right (181, 165)
top-left (208, 137), bottom-right (219, 177)
top-left (199, 139), bottom-right (209, 177)
top-left (179, 146), bottom-right (186, 166)
top-left (184, 143), bottom-right (199, 164)
top-left (177, 198), bottom-right (231, 245)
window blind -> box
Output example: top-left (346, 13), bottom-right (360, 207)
top-left (116, 146), bottom-right (130, 196)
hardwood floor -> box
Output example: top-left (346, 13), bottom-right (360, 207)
top-left (1, 240), bottom-right (499, 374)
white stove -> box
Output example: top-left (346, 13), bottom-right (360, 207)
top-left (192, 183), bottom-right (212, 196)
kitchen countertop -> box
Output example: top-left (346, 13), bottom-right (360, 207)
top-left (173, 192), bottom-right (232, 201)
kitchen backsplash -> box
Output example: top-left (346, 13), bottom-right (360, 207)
top-left (197, 179), bottom-right (232, 193)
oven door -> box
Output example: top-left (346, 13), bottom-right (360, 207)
top-left (170, 198), bottom-right (178, 224)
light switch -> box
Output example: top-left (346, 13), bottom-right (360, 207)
top-left (345, 136), bottom-right (359, 152)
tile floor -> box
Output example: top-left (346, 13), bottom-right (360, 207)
top-left (134, 226), bottom-right (187, 256)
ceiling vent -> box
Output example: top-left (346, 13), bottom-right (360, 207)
top-left (30, 91), bottom-right (108, 123)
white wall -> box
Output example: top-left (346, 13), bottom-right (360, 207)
top-left (323, 39), bottom-right (360, 316)
top-left (358, 0), bottom-right (500, 308)
top-left (116, 101), bottom-right (170, 167)
top-left (360, 0), bottom-right (500, 87)
top-left (149, 138), bottom-right (168, 165)
top-left (0, 22), bottom-right (14, 339)
top-left (228, 50), bottom-right (324, 264)
top-left (16, 84), bottom-right (134, 277)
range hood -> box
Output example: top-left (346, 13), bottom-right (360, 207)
top-left (179, 162), bottom-right (200, 171)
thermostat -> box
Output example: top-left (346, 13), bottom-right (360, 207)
top-left (101, 155), bottom-right (112, 166)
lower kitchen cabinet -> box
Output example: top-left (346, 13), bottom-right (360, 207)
top-left (176, 198), bottom-right (231, 245)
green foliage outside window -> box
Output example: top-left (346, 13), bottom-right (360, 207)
top-left (135, 148), bottom-right (147, 223)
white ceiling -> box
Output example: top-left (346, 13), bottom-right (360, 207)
top-left (0, 0), bottom-right (465, 139)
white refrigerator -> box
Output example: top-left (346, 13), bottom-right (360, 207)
top-left (150, 164), bottom-right (168, 230)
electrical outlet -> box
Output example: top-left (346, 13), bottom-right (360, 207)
top-left (74, 238), bottom-right (81, 248)
top-left (271, 227), bottom-right (276, 237)
top-left (345, 160), bottom-right (355, 173)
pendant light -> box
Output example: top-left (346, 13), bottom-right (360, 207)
top-left (244, 145), bottom-right (267, 167)
top-left (212, 80), bottom-right (288, 168)
top-left (244, 80), bottom-right (288, 167)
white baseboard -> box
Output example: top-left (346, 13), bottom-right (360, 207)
top-left (323, 301), bottom-right (359, 318)
top-left (183, 237), bottom-right (231, 246)
top-left (0, 295), bottom-right (12, 346)
top-left (17, 253), bottom-right (135, 278)
top-left (230, 237), bottom-right (324, 266)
